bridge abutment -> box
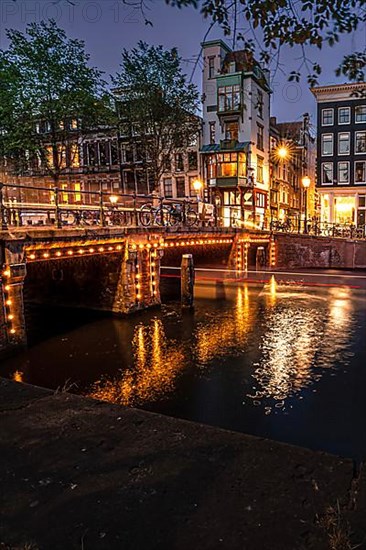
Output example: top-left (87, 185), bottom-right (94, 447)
top-left (1, 232), bottom-right (164, 357)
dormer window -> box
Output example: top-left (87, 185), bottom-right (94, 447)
top-left (228, 62), bottom-right (236, 74)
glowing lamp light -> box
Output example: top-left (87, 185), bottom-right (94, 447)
top-left (6, 299), bottom-right (12, 306)
top-left (3, 270), bottom-right (11, 278)
top-left (277, 146), bottom-right (289, 159)
top-left (56, 251), bottom-right (62, 257)
top-left (10, 328), bottom-right (16, 334)
top-left (8, 314), bottom-right (14, 320)
top-left (29, 254), bottom-right (36, 260)
top-left (5, 285), bottom-right (10, 291)
top-left (109, 195), bottom-right (118, 205)
top-left (192, 179), bottom-right (203, 192)
top-left (67, 250), bottom-right (73, 255)
top-left (302, 176), bottom-right (311, 188)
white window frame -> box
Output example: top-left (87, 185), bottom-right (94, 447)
top-left (355, 131), bottom-right (366, 155)
top-left (321, 162), bottom-right (333, 185)
top-left (321, 108), bottom-right (334, 126)
top-left (355, 161), bottom-right (366, 184)
top-left (355, 105), bottom-right (366, 124)
top-left (338, 107), bottom-right (350, 125)
top-left (338, 132), bottom-right (350, 156)
top-left (321, 133), bottom-right (333, 156)
top-left (337, 161), bottom-right (350, 184)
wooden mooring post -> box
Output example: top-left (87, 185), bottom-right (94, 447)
top-left (181, 254), bottom-right (195, 309)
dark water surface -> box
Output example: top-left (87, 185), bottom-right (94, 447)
top-left (2, 278), bottom-right (366, 459)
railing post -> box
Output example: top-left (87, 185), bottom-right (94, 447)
top-left (99, 191), bottom-right (105, 227)
top-left (182, 199), bottom-right (187, 227)
top-left (53, 186), bottom-right (61, 228)
top-left (0, 184), bottom-right (8, 230)
top-left (133, 192), bottom-right (138, 227)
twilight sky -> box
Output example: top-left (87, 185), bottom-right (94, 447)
top-left (0, 0), bottom-right (365, 129)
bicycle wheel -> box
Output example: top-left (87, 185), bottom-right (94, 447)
top-left (139, 204), bottom-right (153, 227)
top-left (185, 208), bottom-right (198, 227)
top-left (154, 206), bottom-right (170, 227)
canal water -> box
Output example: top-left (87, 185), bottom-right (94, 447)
top-left (2, 276), bottom-right (366, 460)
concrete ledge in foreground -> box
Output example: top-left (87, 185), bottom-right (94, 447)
top-left (0, 378), bottom-right (365, 550)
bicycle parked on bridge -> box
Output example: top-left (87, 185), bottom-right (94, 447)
top-left (269, 218), bottom-right (294, 233)
top-left (139, 202), bottom-right (198, 228)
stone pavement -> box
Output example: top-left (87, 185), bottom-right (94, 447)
top-left (0, 378), bottom-right (365, 550)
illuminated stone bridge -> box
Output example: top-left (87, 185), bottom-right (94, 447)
top-left (2, 223), bottom-right (366, 357)
top-left (0, 226), bottom-right (274, 356)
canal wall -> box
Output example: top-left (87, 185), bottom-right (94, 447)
top-left (1, 377), bottom-right (365, 550)
top-left (275, 233), bottom-right (366, 270)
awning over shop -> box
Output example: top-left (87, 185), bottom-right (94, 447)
top-left (200, 142), bottom-right (250, 153)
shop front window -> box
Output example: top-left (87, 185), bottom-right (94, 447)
top-left (334, 196), bottom-right (355, 224)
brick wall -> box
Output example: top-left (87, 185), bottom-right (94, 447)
top-left (275, 233), bottom-right (366, 270)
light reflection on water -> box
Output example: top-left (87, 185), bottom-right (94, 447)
top-left (90, 318), bottom-right (185, 406)
top-left (250, 282), bottom-right (354, 408)
top-left (88, 280), bottom-right (356, 415)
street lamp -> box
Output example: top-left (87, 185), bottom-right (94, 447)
top-left (109, 194), bottom-right (118, 205)
top-left (301, 176), bottom-right (311, 233)
top-left (192, 179), bottom-right (203, 197)
top-left (277, 146), bottom-right (289, 159)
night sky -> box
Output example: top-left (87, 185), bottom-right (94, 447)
top-left (0, 0), bottom-right (365, 128)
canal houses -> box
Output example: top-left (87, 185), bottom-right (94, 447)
top-left (200, 40), bottom-right (271, 228)
top-left (311, 82), bottom-right (366, 227)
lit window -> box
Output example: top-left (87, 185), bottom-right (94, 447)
top-left (70, 144), bottom-right (80, 167)
top-left (255, 192), bottom-right (266, 208)
top-left (321, 134), bottom-right (333, 156)
top-left (322, 109), bottom-right (334, 126)
top-left (355, 161), bottom-right (366, 184)
top-left (338, 107), bottom-right (350, 125)
top-left (321, 162), bottom-right (333, 184)
top-left (355, 105), bottom-right (366, 123)
top-left (74, 182), bottom-right (81, 202)
top-left (338, 162), bottom-right (349, 184)
top-left (355, 131), bottom-right (366, 154)
top-left (338, 133), bottom-right (350, 155)
top-left (257, 156), bottom-right (264, 183)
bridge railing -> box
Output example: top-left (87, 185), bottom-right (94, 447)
top-left (269, 219), bottom-right (366, 239)
top-left (0, 183), bottom-right (218, 230)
